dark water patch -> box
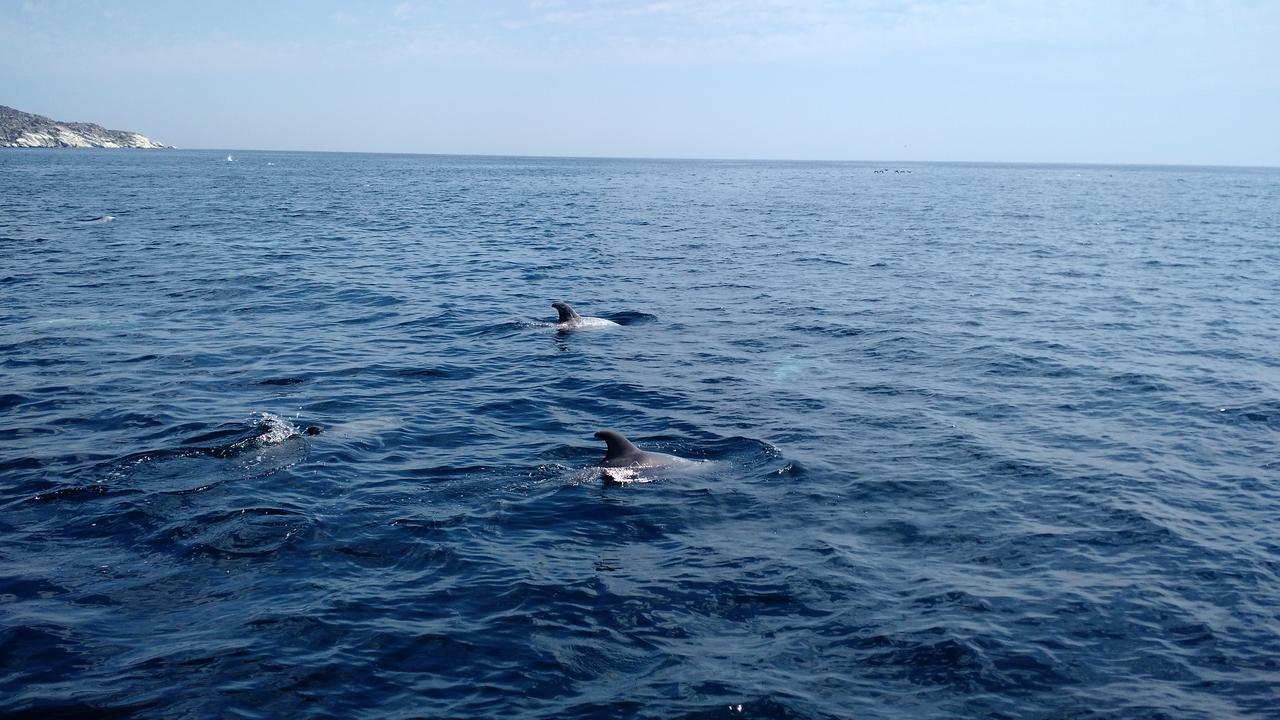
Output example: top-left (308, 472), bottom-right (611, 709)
top-left (335, 309), bottom-right (401, 326)
top-left (1210, 400), bottom-right (1280, 429)
top-left (29, 483), bottom-right (128, 503)
top-left (401, 463), bottom-right (494, 480)
top-left (0, 702), bottom-right (152, 720)
top-left (0, 426), bottom-right (59, 443)
top-left (1, 335), bottom-right (95, 353)
top-left (385, 363), bottom-right (479, 381)
top-left (664, 696), bottom-right (820, 720)
top-left (256, 376), bottom-right (308, 386)
top-left (770, 459), bottom-right (807, 478)
top-left (2, 455), bottom-right (45, 473)
top-left (391, 311), bottom-right (451, 329)
top-left (0, 625), bottom-right (93, 691)
top-left (577, 380), bottom-right (693, 410)
top-left (605, 310), bottom-right (659, 325)
top-left (788, 321), bottom-right (863, 338)
top-left (981, 353), bottom-right (1080, 379)
top-left (332, 287), bottom-right (404, 307)
top-left (179, 423), bottom-right (264, 447)
top-left (158, 506), bottom-right (313, 558)
top-left (1109, 372), bottom-right (1176, 393)
top-left (0, 576), bottom-right (69, 602)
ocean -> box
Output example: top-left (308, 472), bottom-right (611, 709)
top-left (1, 149), bottom-right (1277, 719)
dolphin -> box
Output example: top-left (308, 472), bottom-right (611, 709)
top-left (78, 215), bottom-right (115, 224)
top-left (594, 430), bottom-right (694, 469)
top-left (552, 301), bottom-right (619, 329)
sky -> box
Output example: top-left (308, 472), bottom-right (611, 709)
top-left (1, 0), bottom-right (1277, 165)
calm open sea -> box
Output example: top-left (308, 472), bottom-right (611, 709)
top-left (1, 150), bottom-right (1278, 719)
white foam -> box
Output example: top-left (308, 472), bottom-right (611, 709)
top-left (242, 412), bottom-right (302, 447)
top-left (600, 467), bottom-right (655, 484)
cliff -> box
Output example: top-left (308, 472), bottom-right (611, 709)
top-left (1, 104), bottom-right (172, 149)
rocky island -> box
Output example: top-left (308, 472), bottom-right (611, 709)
top-left (1, 104), bottom-right (171, 149)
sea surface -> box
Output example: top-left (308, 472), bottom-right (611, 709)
top-left (1, 150), bottom-right (1278, 719)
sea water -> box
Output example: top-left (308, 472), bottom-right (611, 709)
top-left (1, 150), bottom-right (1278, 718)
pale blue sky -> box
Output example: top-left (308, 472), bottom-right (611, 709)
top-left (2, 0), bottom-right (1277, 165)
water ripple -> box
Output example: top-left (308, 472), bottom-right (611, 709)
top-left (1, 151), bottom-right (1278, 718)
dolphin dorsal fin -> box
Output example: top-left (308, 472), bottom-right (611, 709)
top-left (552, 301), bottom-right (581, 323)
top-left (594, 430), bottom-right (639, 462)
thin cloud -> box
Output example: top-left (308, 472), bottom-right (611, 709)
top-left (331, 11), bottom-right (360, 26)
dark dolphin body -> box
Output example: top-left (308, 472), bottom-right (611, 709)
top-left (594, 430), bottom-right (691, 469)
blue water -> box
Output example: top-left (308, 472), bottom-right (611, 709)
top-left (2, 150), bottom-right (1278, 719)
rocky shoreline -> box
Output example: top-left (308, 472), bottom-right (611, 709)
top-left (1, 104), bottom-right (171, 149)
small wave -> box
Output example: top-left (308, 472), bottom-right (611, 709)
top-left (0, 393), bottom-right (26, 412)
top-left (1109, 372), bottom-right (1175, 393)
top-left (182, 507), bottom-right (311, 557)
top-left (772, 459), bottom-right (807, 478)
top-left (787, 322), bottom-right (864, 338)
top-left (604, 311), bottom-right (658, 326)
top-left (169, 413), bottom-right (306, 455)
top-left (85, 413), bottom-right (315, 494)
top-left (1213, 400), bottom-right (1280, 429)
top-left (30, 483), bottom-right (122, 503)
top-left (390, 366), bottom-right (458, 379)
top-left (469, 319), bottom-right (543, 335)
top-left (257, 376), bottom-right (307, 386)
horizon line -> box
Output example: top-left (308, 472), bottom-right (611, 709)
top-left (151, 147), bottom-right (1280, 171)
top-left (4, 145), bottom-right (1275, 171)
